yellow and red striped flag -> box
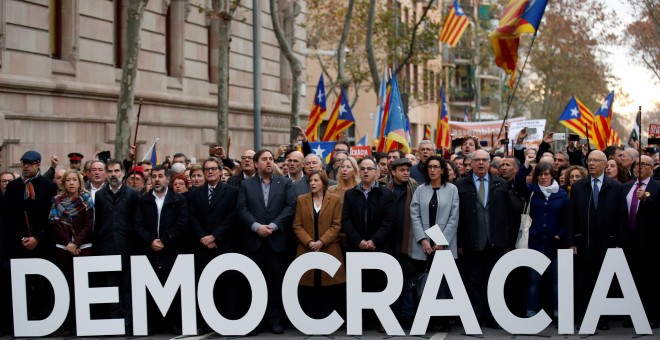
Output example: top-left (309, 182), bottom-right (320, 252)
top-left (439, 1), bottom-right (470, 47)
top-left (558, 96), bottom-right (604, 149)
top-left (436, 86), bottom-right (451, 148)
top-left (322, 88), bottom-right (355, 142)
top-left (306, 74), bottom-right (327, 141)
top-left (594, 91), bottom-right (614, 149)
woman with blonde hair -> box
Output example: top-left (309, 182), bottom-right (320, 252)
top-left (327, 157), bottom-right (360, 202)
top-left (49, 169), bottom-right (94, 335)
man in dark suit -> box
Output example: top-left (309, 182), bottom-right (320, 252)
top-left (566, 150), bottom-right (627, 331)
top-left (5, 150), bottom-right (58, 321)
top-left (93, 158), bottom-right (140, 332)
top-left (622, 155), bottom-right (659, 329)
top-left (238, 149), bottom-right (296, 334)
top-left (134, 165), bottom-right (189, 335)
top-left (188, 157), bottom-right (240, 324)
top-left (455, 149), bottom-right (514, 329)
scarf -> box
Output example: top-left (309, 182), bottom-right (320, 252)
top-left (538, 179), bottom-right (559, 199)
top-left (22, 169), bottom-right (41, 200)
top-left (387, 179), bottom-right (416, 256)
top-left (49, 192), bottom-right (94, 235)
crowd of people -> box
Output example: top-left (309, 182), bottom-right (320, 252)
top-left (0, 127), bottom-right (658, 336)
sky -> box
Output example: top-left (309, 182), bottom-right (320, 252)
top-left (605, 0), bottom-right (659, 117)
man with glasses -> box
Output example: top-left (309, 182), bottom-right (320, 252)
top-left (455, 149), bottom-right (514, 329)
top-left (566, 150), bottom-right (626, 331)
top-left (324, 141), bottom-right (350, 175)
top-left (621, 155), bottom-right (659, 329)
top-left (5, 151), bottom-right (58, 321)
top-left (228, 149), bottom-right (256, 187)
top-left (410, 140), bottom-right (436, 183)
top-left (341, 156), bottom-right (395, 331)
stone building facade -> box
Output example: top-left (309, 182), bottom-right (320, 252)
top-left (0, 0), bottom-right (306, 173)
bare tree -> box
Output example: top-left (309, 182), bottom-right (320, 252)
top-left (270, 0), bottom-right (303, 127)
top-left (115, 0), bottom-right (148, 159)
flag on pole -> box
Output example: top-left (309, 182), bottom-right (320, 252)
top-left (306, 74), bottom-right (327, 141)
top-left (436, 86), bottom-right (451, 148)
top-left (149, 142), bottom-right (158, 165)
top-left (322, 88), bottom-right (355, 142)
top-left (608, 129), bottom-right (622, 147)
top-left (439, 1), bottom-right (470, 47)
top-left (629, 109), bottom-right (641, 146)
top-left (489, 0), bottom-right (548, 87)
top-left (463, 106), bottom-right (470, 122)
top-left (594, 91), bottom-right (614, 149)
top-left (356, 134), bottom-right (367, 146)
top-left (309, 141), bottom-right (337, 165)
top-left (376, 80), bottom-right (393, 152)
top-left (423, 124), bottom-right (432, 141)
top-left (373, 69), bottom-right (388, 141)
top-left (558, 96), bottom-right (597, 144)
top-left (385, 74), bottom-right (409, 152)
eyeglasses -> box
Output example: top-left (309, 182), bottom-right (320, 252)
top-left (472, 158), bottom-right (490, 163)
top-left (427, 165), bottom-right (442, 170)
top-left (241, 156), bottom-right (252, 160)
top-left (205, 166), bottom-right (220, 172)
top-left (419, 148), bottom-right (434, 152)
top-left (21, 161), bottom-right (39, 166)
top-left (0, 179), bottom-right (10, 184)
top-left (586, 159), bottom-right (605, 164)
top-left (359, 167), bottom-right (377, 172)
top-left (639, 162), bottom-right (653, 167)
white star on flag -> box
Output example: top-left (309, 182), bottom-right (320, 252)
top-left (339, 104), bottom-right (347, 118)
top-left (456, 6), bottom-right (464, 16)
top-left (317, 91), bottom-right (324, 103)
top-left (599, 100), bottom-right (609, 113)
top-left (570, 107), bottom-right (579, 117)
top-left (313, 145), bottom-right (325, 158)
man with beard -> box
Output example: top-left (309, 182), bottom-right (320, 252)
top-left (93, 159), bottom-right (139, 334)
top-left (134, 165), bottom-right (189, 335)
top-left (566, 150), bottom-right (626, 331)
top-left (188, 157), bottom-right (240, 329)
top-left (86, 160), bottom-right (107, 202)
top-left (5, 151), bottom-right (58, 322)
top-left (238, 149), bottom-right (296, 334)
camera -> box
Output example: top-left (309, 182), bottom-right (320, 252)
top-left (568, 133), bottom-right (580, 142)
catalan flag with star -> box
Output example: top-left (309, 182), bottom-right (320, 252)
top-left (322, 87), bottom-right (355, 142)
top-left (306, 74), bottom-right (327, 141)
top-left (558, 96), bottom-right (600, 148)
top-left (436, 85), bottom-right (451, 148)
top-left (490, 0), bottom-right (548, 87)
top-left (439, 1), bottom-right (470, 47)
top-left (594, 91), bottom-right (614, 149)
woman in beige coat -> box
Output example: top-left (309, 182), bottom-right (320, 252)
top-left (293, 169), bottom-right (346, 319)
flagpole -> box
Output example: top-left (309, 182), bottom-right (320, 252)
top-left (496, 34), bottom-right (538, 141)
top-left (141, 138), bottom-right (159, 162)
top-left (637, 106), bottom-right (642, 180)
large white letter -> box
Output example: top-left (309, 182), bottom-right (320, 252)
top-left (346, 252), bottom-right (404, 335)
top-left (131, 255), bottom-right (197, 336)
top-left (282, 252), bottom-right (344, 334)
top-left (410, 250), bottom-right (480, 335)
top-left (580, 248), bottom-right (651, 335)
top-left (11, 258), bottom-right (69, 337)
top-left (198, 253), bottom-right (267, 335)
top-left (557, 249), bottom-right (574, 334)
top-left (489, 249), bottom-right (551, 334)
top-left (74, 255), bottom-right (124, 336)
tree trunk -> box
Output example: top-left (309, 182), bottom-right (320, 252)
top-left (393, 0), bottom-right (434, 77)
top-left (337, 0), bottom-right (355, 89)
top-left (214, 0), bottom-right (234, 147)
top-left (270, 0), bottom-right (303, 129)
top-left (115, 0), bottom-right (148, 159)
top-left (366, 0), bottom-right (379, 93)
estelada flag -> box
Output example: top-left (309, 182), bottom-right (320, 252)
top-left (439, 1), bottom-right (470, 47)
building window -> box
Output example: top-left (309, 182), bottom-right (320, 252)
top-left (49, 0), bottom-right (62, 59)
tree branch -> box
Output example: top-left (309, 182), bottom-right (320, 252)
top-left (393, 0), bottom-right (434, 77)
top-left (366, 0), bottom-right (380, 93)
top-left (317, 54), bottom-right (338, 98)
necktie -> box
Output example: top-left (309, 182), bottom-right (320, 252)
top-left (592, 178), bottom-right (599, 208)
top-left (208, 186), bottom-right (214, 204)
top-left (478, 177), bottom-right (486, 206)
top-left (628, 182), bottom-right (644, 231)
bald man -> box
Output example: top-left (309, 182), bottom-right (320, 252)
top-left (566, 150), bottom-right (627, 330)
top-left (285, 151), bottom-right (305, 183)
